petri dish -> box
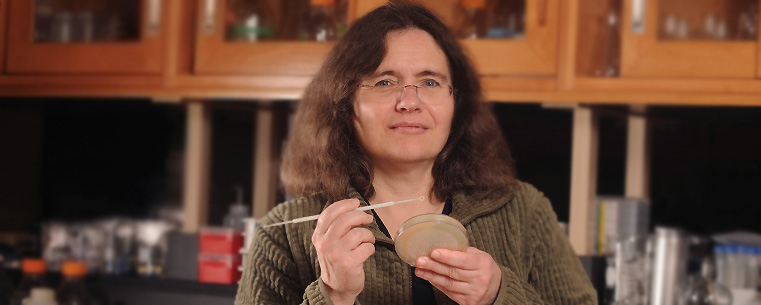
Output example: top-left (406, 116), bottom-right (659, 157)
top-left (394, 213), bottom-right (469, 266)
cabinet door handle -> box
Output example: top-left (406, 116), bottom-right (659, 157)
top-left (203, 0), bottom-right (217, 34)
top-left (631, 0), bottom-right (646, 34)
top-left (539, 0), bottom-right (548, 27)
top-left (147, 0), bottom-right (162, 36)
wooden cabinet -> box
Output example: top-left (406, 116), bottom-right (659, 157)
top-left (193, 0), bottom-right (343, 76)
top-left (619, 0), bottom-right (759, 78)
top-left (5, 0), bottom-right (168, 74)
top-left (1, 0), bottom-right (761, 103)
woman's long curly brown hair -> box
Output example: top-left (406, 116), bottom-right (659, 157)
top-left (280, 1), bottom-right (516, 203)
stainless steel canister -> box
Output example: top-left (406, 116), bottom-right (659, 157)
top-left (649, 227), bottom-right (689, 305)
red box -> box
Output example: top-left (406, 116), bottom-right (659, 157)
top-left (199, 227), bottom-right (244, 255)
top-left (198, 253), bottom-right (242, 284)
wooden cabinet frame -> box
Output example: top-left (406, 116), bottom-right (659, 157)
top-left (193, 0), bottom-right (356, 76)
top-left (461, 0), bottom-right (560, 76)
top-left (6, 0), bottom-right (167, 74)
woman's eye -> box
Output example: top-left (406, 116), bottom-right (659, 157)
top-left (376, 80), bottom-right (394, 87)
top-left (423, 79), bottom-right (440, 87)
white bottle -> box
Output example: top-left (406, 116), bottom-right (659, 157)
top-left (22, 288), bottom-right (58, 305)
top-left (754, 247), bottom-right (761, 289)
top-left (306, 0), bottom-right (337, 42)
top-left (742, 246), bottom-right (757, 289)
top-left (223, 186), bottom-right (249, 231)
top-left (726, 245), bottom-right (745, 288)
top-left (714, 245), bottom-right (728, 287)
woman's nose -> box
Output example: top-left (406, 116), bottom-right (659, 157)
top-left (396, 85), bottom-right (421, 112)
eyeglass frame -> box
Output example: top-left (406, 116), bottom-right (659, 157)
top-left (357, 82), bottom-right (458, 101)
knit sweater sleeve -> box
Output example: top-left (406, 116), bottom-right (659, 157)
top-left (492, 184), bottom-right (598, 305)
top-left (234, 202), bottom-right (335, 305)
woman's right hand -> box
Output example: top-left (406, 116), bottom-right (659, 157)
top-left (312, 198), bottom-right (376, 305)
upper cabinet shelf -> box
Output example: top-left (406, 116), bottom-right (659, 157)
top-left (5, 0), bottom-right (168, 74)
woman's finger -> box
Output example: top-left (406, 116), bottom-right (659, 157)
top-left (314, 198), bottom-right (359, 236)
top-left (324, 210), bottom-right (373, 240)
top-left (352, 242), bottom-right (376, 262)
top-left (429, 248), bottom-right (482, 270)
top-left (414, 267), bottom-right (470, 293)
top-left (415, 256), bottom-right (467, 281)
top-left (345, 227), bottom-right (376, 250)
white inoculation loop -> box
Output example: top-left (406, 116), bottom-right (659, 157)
top-left (263, 196), bottom-right (425, 228)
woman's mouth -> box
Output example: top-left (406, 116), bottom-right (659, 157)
top-left (390, 122), bottom-right (428, 134)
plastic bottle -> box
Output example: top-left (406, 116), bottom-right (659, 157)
top-left (22, 288), bottom-right (58, 305)
top-left (754, 247), bottom-right (761, 290)
top-left (486, 0), bottom-right (522, 38)
top-left (305, 0), bottom-right (337, 42)
top-left (457, 0), bottom-right (487, 39)
top-left (56, 261), bottom-right (91, 305)
top-left (223, 187), bottom-right (250, 231)
top-left (10, 259), bottom-right (49, 305)
top-left (228, 0), bottom-right (275, 42)
top-left (742, 246), bottom-right (758, 289)
top-left (725, 245), bottom-right (745, 288)
top-left (714, 245), bottom-right (728, 287)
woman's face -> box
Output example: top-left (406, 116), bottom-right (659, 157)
top-left (353, 28), bottom-right (455, 167)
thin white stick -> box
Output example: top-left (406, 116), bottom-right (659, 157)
top-left (262, 196), bottom-right (425, 228)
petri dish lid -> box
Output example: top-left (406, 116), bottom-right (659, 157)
top-left (394, 214), bottom-right (469, 266)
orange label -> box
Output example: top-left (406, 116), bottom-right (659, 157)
top-left (22, 258), bottom-right (46, 274)
top-left (461, 0), bottom-right (486, 9)
top-left (62, 261), bottom-right (87, 277)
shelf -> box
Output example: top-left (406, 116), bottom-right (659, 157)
top-left (97, 275), bottom-right (238, 297)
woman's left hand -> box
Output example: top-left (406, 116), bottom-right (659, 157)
top-left (414, 247), bottom-right (502, 305)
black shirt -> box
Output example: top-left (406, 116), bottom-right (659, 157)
top-left (371, 197), bottom-right (453, 305)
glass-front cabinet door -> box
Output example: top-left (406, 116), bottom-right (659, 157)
top-left (194, 0), bottom-right (351, 75)
top-left (432, 0), bottom-right (559, 76)
top-left (6, 0), bottom-right (166, 74)
top-left (620, 0), bottom-right (759, 78)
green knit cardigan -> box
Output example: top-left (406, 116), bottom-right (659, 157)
top-left (235, 182), bottom-right (597, 305)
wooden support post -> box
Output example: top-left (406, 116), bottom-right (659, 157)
top-left (252, 104), bottom-right (279, 219)
top-left (625, 106), bottom-right (650, 199)
top-left (182, 100), bottom-right (212, 233)
top-left (569, 106), bottom-right (599, 256)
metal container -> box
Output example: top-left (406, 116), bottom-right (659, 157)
top-left (649, 227), bottom-right (688, 305)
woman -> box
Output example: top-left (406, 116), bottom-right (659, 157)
top-left (235, 2), bottom-right (596, 305)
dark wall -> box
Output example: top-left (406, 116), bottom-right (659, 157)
top-left (0, 102), bottom-right (43, 232)
top-left (648, 106), bottom-right (761, 234)
top-left (3, 100), bottom-right (761, 240)
top-left (207, 103), bottom-right (255, 226)
top-left (494, 103), bottom-right (574, 222)
top-left (37, 99), bottom-right (185, 221)
top-left (493, 103), bottom-right (761, 236)
top-left (0, 99), bottom-right (185, 236)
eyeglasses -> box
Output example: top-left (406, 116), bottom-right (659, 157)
top-left (358, 79), bottom-right (456, 102)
